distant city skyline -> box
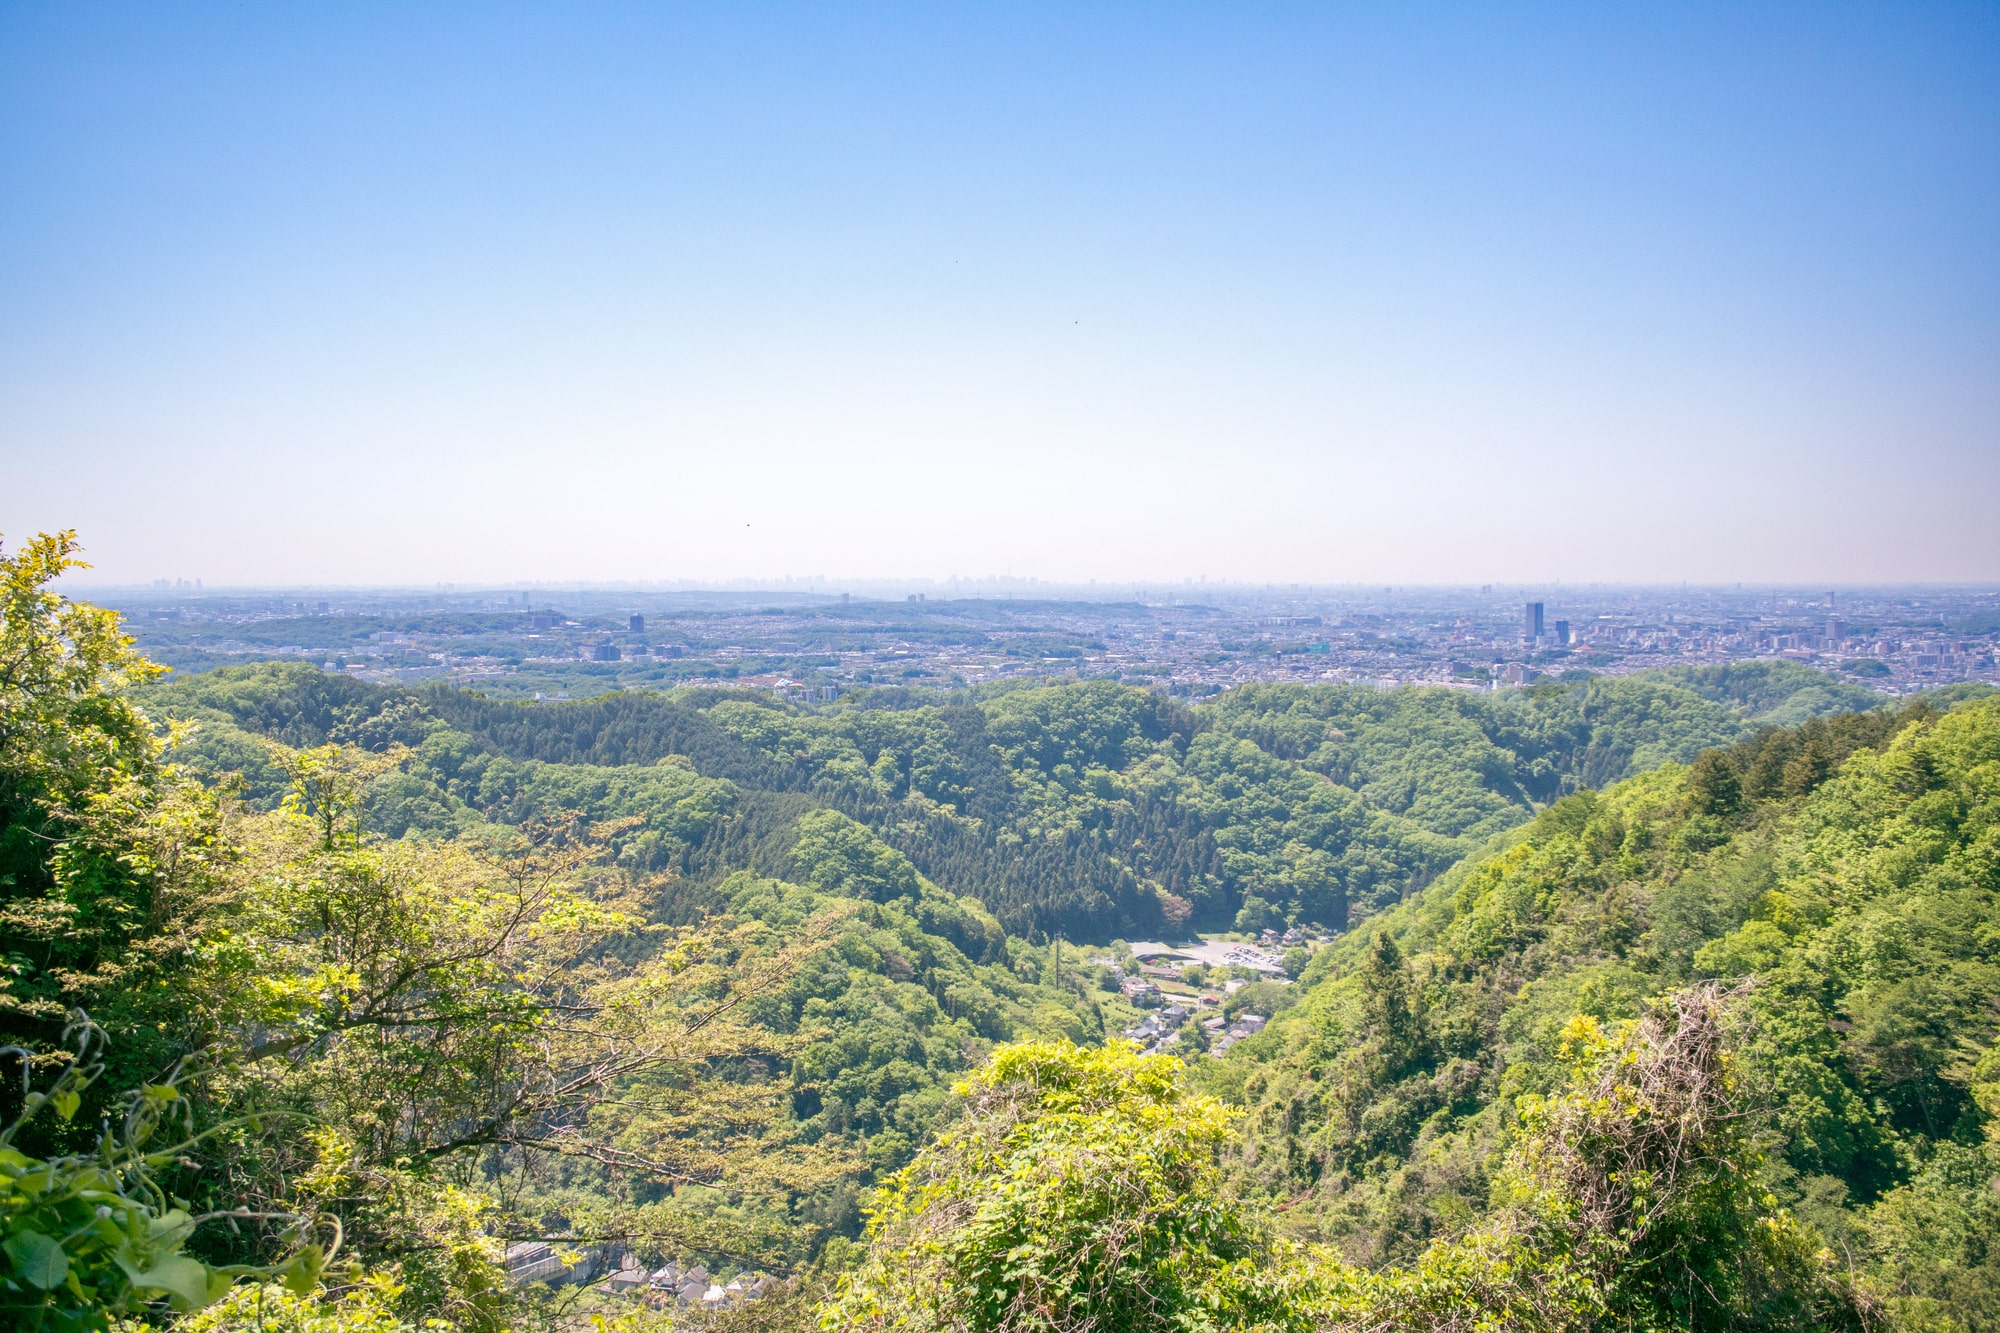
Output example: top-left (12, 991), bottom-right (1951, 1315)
top-left (5, 4), bottom-right (1997, 585)
top-left (98, 577), bottom-right (2000, 702)
top-left (62, 575), bottom-right (2000, 597)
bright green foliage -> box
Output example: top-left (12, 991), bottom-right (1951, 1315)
top-left (0, 1025), bottom-right (325, 1332)
top-left (175, 1280), bottom-right (410, 1333)
top-left (1860, 1141), bottom-right (2000, 1331)
top-left (1659, 661), bottom-right (1888, 729)
top-left (0, 532), bottom-right (234, 1098)
top-left (821, 991), bottom-right (1867, 1333)
top-left (791, 810), bottom-right (923, 901)
top-left (1492, 989), bottom-right (1865, 1331)
top-left (15, 541), bottom-right (1972, 1333)
top-left (1708, 701), bottom-right (2000, 1165)
top-left (196, 749), bottom-right (852, 1321)
top-left (1208, 693), bottom-right (2000, 1329)
top-left (143, 660), bottom-right (1882, 943)
top-left (0, 538), bottom-right (858, 1329)
top-left (822, 1040), bottom-right (1304, 1333)
top-left (109, 643), bottom-right (1931, 1277)
top-left (0, 531), bottom-right (164, 839)
top-left (725, 827), bottom-right (1097, 1227)
top-left (142, 674), bottom-right (1121, 1204)
top-left (1287, 984), bottom-right (1866, 1331)
top-left (282, 1128), bottom-right (508, 1332)
top-left (1165, 729), bottom-right (1465, 929)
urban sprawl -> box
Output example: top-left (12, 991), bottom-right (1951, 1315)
top-left (103, 580), bottom-right (2000, 703)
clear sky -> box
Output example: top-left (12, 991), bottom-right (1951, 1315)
top-left (3, 3), bottom-right (1997, 587)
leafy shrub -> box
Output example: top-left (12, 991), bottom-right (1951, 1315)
top-left (0, 1022), bottom-right (324, 1332)
top-left (822, 1040), bottom-right (1307, 1332)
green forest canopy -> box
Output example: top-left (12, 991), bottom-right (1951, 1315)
top-left (4, 537), bottom-right (1995, 1332)
top-left (143, 656), bottom-right (1886, 943)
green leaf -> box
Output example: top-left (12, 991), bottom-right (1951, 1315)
top-left (282, 1243), bottom-right (326, 1295)
top-left (147, 1207), bottom-right (195, 1242)
top-left (51, 1089), bottom-right (80, 1121)
top-left (118, 1253), bottom-right (214, 1308)
top-left (5, 1231), bottom-right (70, 1289)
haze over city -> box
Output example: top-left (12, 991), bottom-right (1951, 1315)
top-left (5, 3), bottom-right (1998, 586)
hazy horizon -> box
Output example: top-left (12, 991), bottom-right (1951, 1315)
top-left (6, 4), bottom-right (1998, 586)
top-left (65, 572), bottom-right (2000, 598)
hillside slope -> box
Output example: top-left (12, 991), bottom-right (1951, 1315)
top-left (145, 659), bottom-right (1886, 939)
top-left (125, 659), bottom-right (1940, 1249)
top-left (1203, 694), bottom-right (2000, 1326)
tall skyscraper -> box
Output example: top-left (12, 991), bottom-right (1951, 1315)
top-left (1525, 602), bottom-right (1545, 640)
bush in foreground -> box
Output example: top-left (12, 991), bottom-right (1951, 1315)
top-left (824, 986), bottom-right (1871, 1332)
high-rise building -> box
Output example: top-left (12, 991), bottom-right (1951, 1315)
top-left (629, 613), bottom-right (645, 634)
top-left (1554, 619), bottom-right (1571, 647)
top-left (1525, 602), bottom-right (1545, 640)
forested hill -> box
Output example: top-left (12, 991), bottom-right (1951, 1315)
top-left (8, 535), bottom-right (1998, 1333)
top-left (145, 659), bottom-right (1884, 941)
top-left (1202, 690), bottom-right (2000, 1323)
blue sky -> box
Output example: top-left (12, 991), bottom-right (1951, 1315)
top-left (3, 3), bottom-right (1996, 585)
